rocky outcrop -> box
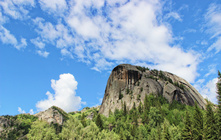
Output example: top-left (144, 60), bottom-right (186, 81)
top-left (34, 106), bottom-right (68, 125)
top-left (99, 64), bottom-right (207, 116)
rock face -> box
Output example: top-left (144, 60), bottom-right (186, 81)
top-left (99, 64), bottom-right (207, 116)
top-left (34, 106), bottom-right (67, 125)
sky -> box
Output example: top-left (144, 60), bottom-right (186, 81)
top-left (0, 0), bottom-right (221, 115)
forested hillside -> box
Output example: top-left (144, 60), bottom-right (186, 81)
top-left (0, 71), bottom-right (220, 140)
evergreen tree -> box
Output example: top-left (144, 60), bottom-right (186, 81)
top-left (156, 124), bottom-right (162, 140)
top-left (182, 111), bottom-right (193, 140)
top-left (81, 112), bottom-right (87, 127)
top-left (193, 102), bottom-right (204, 140)
top-left (95, 114), bottom-right (103, 130)
top-left (216, 71), bottom-right (221, 139)
top-left (162, 119), bottom-right (170, 140)
top-left (205, 102), bottom-right (216, 139)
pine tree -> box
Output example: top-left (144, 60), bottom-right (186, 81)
top-left (156, 124), bottom-right (162, 140)
top-left (193, 102), bottom-right (203, 140)
top-left (81, 112), bottom-right (87, 127)
top-left (162, 120), bottom-right (170, 140)
top-left (182, 111), bottom-right (193, 140)
top-left (216, 71), bottom-right (221, 139)
top-left (205, 102), bottom-right (216, 139)
top-left (95, 114), bottom-right (103, 130)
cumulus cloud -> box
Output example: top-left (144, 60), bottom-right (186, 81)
top-left (205, 3), bottom-right (221, 53)
top-left (32, 0), bottom-right (200, 83)
top-left (36, 73), bottom-right (85, 112)
top-left (194, 78), bottom-right (218, 104)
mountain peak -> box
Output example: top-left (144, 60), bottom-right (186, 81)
top-left (99, 64), bottom-right (206, 116)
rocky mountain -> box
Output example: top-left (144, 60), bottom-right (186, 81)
top-left (99, 64), bottom-right (207, 116)
top-left (34, 106), bottom-right (69, 125)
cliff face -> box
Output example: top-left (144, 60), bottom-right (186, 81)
top-left (99, 64), bottom-right (207, 116)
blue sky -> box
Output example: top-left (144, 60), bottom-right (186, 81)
top-left (0, 0), bottom-right (221, 115)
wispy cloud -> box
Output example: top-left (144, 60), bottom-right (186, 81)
top-left (194, 78), bottom-right (218, 104)
top-left (30, 0), bottom-right (200, 83)
top-left (205, 3), bottom-right (221, 53)
top-left (165, 12), bottom-right (182, 22)
top-left (205, 64), bottom-right (217, 77)
top-left (0, 0), bottom-right (35, 20)
top-left (0, 0), bottom-right (202, 83)
top-left (0, 25), bottom-right (27, 49)
top-left (36, 73), bottom-right (85, 112)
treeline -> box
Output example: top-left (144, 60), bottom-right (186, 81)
top-left (1, 71), bottom-right (221, 140)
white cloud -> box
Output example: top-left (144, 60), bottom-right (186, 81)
top-left (29, 109), bottom-right (34, 115)
top-left (0, 9), bottom-right (7, 24)
top-left (18, 107), bottom-right (35, 114)
top-left (194, 78), bottom-right (218, 104)
top-left (36, 73), bottom-right (85, 112)
top-left (18, 107), bottom-right (26, 114)
top-left (205, 64), bottom-right (217, 77)
top-left (207, 37), bottom-right (221, 53)
top-left (165, 12), bottom-right (182, 22)
top-left (36, 50), bottom-right (49, 58)
top-left (0, 25), bottom-right (27, 50)
top-left (0, 0), bottom-right (34, 19)
top-left (33, 18), bottom-right (74, 49)
top-left (0, 25), bottom-right (17, 45)
top-left (15, 38), bottom-right (27, 50)
top-left (31, 0), bottom-right (200, 83)
top-left (38, 0), bottom-right (67, 15)
top-left (205, 4), bottom-right (221, 38)
top-left (205, 3), bottom-right (221, 53)
top-left (31, 37), bottom-right (45, 49)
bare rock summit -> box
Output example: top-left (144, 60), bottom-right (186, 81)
top-left (34, 106), bottom-right (68, 125)
top-left (99, 64), bottom-right (207, 116)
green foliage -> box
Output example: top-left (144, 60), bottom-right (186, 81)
top-left (174, 82), bottom-right (185, 90)
top-left (192, 102), bottom-right (204, 140)
top-left (205, 103), bottom-right (217, 139)
top-left (126, 88), bottom-right (130, 94)
top-left (27, 120), bottom-right (58, 140)
top-left (182, 111), bottom-right (193, 140)
top-left (4, 90), bottom-right (221, 140)
top-left (216, 70), bottom-right (221, 139)
top-left (136, 66), bottom-right (149, 72)
top-left (51, 106), bottom-right (69, 120)
top-left (95, 114), bottom-right (104, 130)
